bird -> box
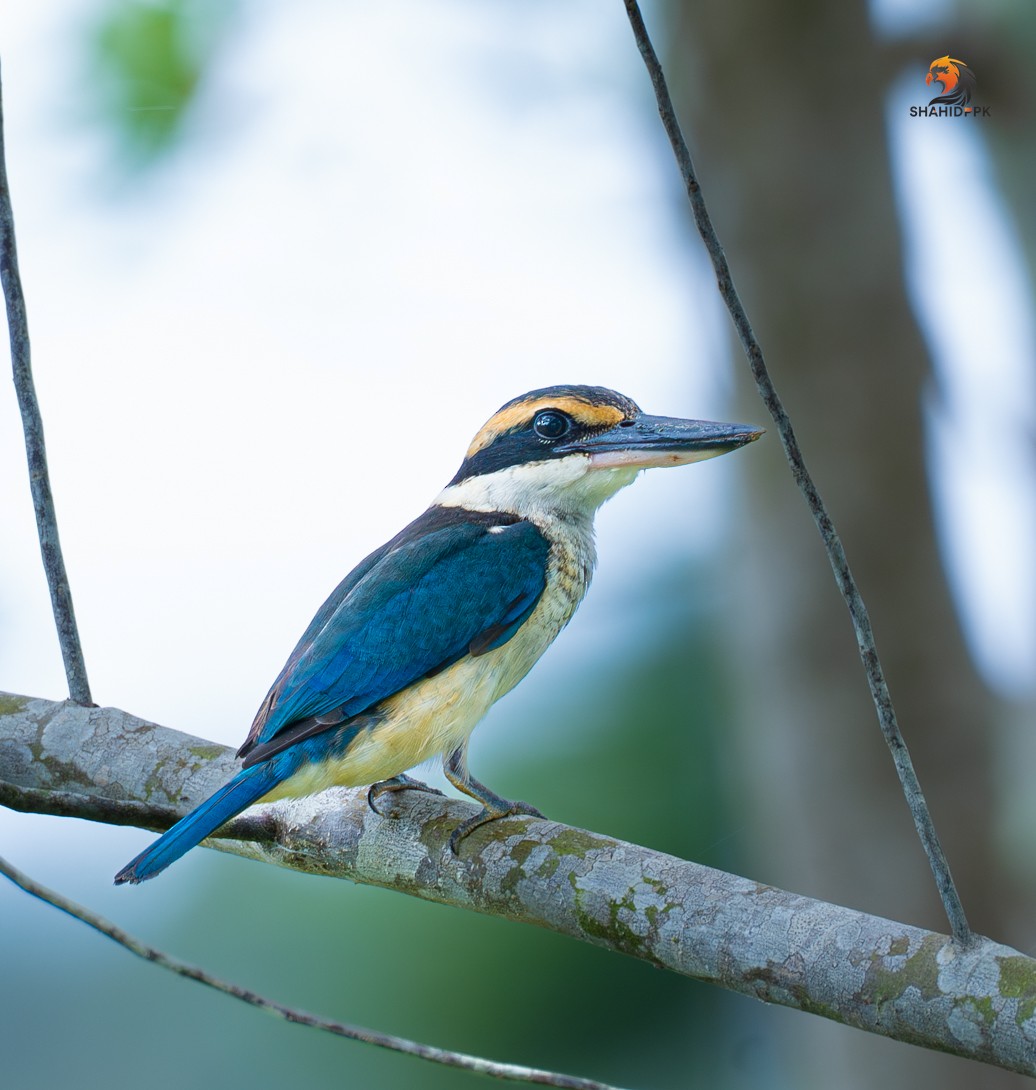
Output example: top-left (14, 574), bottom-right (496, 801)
top-left (114, 385), bottom-right (762, 883)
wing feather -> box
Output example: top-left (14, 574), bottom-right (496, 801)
top-left (237, 512), bottom-right (550, 762)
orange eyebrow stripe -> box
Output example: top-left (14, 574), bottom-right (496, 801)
top-left (465, 397), bottom-right (626, 458)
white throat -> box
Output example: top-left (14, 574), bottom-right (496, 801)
top-left (435, 454), bottom-right (641, 523)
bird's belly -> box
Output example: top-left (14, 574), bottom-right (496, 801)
top-left (262, 568), bottom-right (585, 801)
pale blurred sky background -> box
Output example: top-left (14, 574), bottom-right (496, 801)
top-left (2, 2), bottom-right (1034, 1089)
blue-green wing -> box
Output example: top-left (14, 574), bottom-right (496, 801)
top-left (238, 512), bottom-right (549, 765)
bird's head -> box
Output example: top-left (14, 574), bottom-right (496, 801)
top-left (437, 384), bottom-right (763, 520)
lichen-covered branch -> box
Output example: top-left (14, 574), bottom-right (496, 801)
top-left (2, 690), bottom-right (1034, 1077)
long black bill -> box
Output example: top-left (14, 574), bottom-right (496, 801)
top-left (557, 413), bottom-right (765, 469)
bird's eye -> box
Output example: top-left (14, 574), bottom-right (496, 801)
top-left (532, 410), bottom-right (572, 440)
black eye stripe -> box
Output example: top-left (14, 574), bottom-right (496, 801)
top-left (532, 410), bottom-right (572, 440)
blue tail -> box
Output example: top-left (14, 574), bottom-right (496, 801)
top-left (114, 762), bottom-right (283, 884)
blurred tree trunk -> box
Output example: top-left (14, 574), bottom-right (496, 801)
top-left (664, 2), bottom-right (1018, 1087)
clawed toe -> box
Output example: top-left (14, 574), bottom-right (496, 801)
top-left (440, 747), bottom-right (544, 855)
top-left (448, 799), bottom-right (544, 856)
top-left (367, 774), bottom-right (445, 816)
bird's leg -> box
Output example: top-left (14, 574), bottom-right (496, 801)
top-left (443, 744), bottom-right (544, 854)
top-left (367, 773), bottom-right (444, 816)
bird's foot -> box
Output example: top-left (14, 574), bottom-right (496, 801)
top-left (367, 774), bottom-right (444, 816)
top-left (448, 798), bottom-right (544, 856)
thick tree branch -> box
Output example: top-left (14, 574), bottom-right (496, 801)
top-left (2, 691), bottom-right (1034, 1077)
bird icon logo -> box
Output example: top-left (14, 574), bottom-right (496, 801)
top-left (925, 56), bottom-right (976, 109)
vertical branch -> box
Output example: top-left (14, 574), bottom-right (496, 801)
top-left (0, 64), bottom-right (92, 706)
top-left (620, 2), bottom-right (971, 945)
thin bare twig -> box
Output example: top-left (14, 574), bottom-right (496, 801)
top-left (0, 63), bottom-right (92, 706)
top-left (620, 0), bottom-right (971, 946)
top-left (0, 854), bottom-right (624, 1090)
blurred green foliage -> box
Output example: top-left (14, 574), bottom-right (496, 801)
top-left (89, 0), bottom-right (235, 166)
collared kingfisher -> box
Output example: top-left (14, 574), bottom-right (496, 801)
top-left (115, 385), bottom-right (762, 883)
